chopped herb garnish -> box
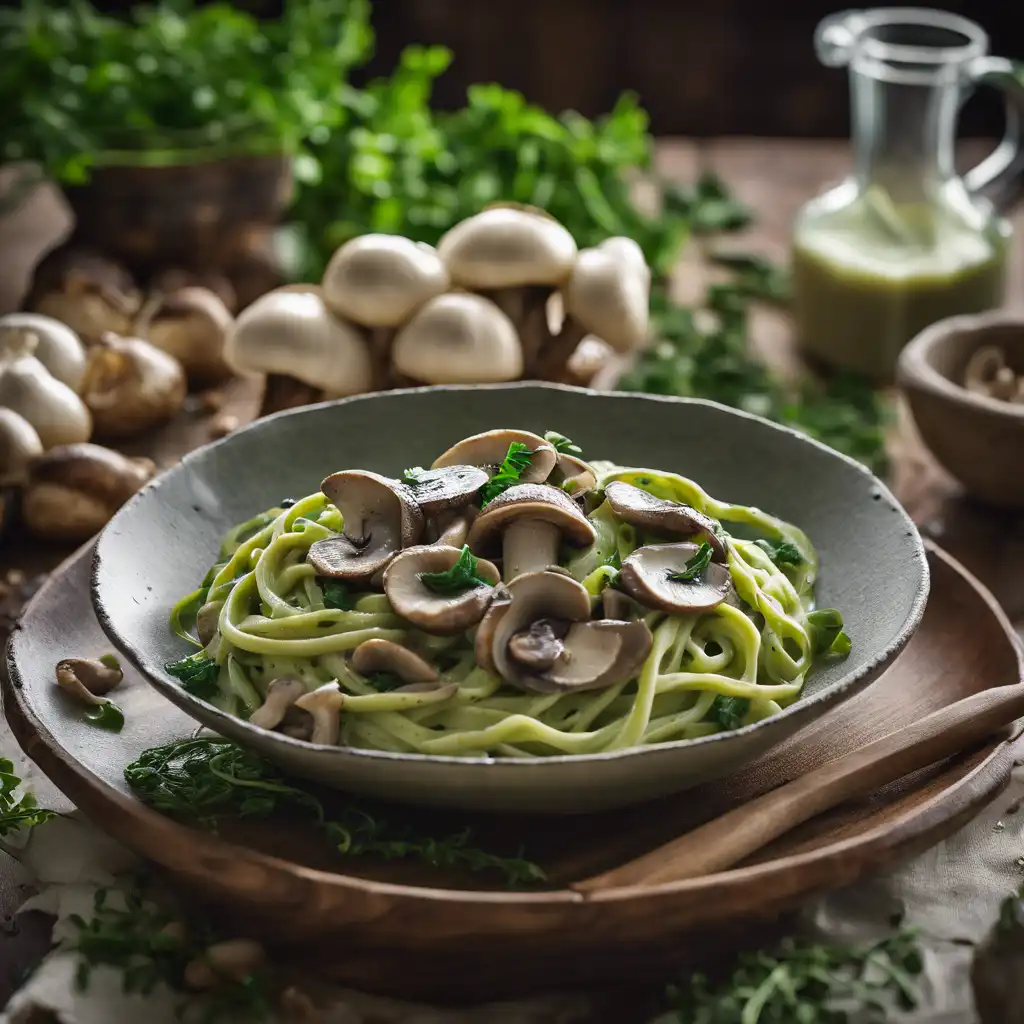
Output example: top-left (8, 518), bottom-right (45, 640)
top-left (710, 694), bottom-right (749, 731)
top-left (479, 442), bottom-right (533, 505)
top-left (418, 545), bottom-right (491, 595)
top-left (365, 672), bottom-right (406, 692)
top-left (124, 738), bottom-right (545, 887)
top-left (401, 466), bottom-right (429, 486)
top-left (543, 431), bottom-right (582, 456)
top-left (321, 579), bottom-right (356, 611)
top-left (807, 608), bottom-right (851, 657)
top-left (84, 701), bottom-right (125, 732)
top-left (667, 541), bottom-right (714, 582)
top-left (164, 655), bottom-right (220, 699)
top-left (1, 758), bottom-right (55, 837)
top-left (755, 538), bottom-right (805, 567)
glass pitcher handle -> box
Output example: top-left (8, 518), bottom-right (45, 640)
top-left (963, 57), bottom-right (1024, 208)
top-left (814, 10), bottom-right (867, 67)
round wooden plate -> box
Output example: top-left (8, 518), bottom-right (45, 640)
top-left (3, 541), bottom-right (1021, 1001)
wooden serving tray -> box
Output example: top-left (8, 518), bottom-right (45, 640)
top-left (3, 540), bottom-right (1021, 1001)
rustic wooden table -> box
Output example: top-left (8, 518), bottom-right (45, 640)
top-left (2, 138), bottom-right (1023, 1009)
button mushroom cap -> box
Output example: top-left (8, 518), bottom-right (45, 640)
top-left (249, 677), bottom-right (306, 731)
top-left (391, 292), bottom-right (524, 384)
top-left (23, 443), bottom-right (156, 542)
top-left (605, 481), bottom-right (727, 561)
top-left (321, 235), bottom-right (450, 327)
top-left (619, 542), bottom-right (734, 614)
top-left (0, 408), bottom-right (43, 487)
top-left (384, 544), bottom-right (500, 635)
top-left (308, 470), bottom-right (424, 580)
top-left (223, 288), bottom-right (372, 396)
top-left (432, 429), bottom-right (557, 483)
top-left (467, 483), bottom-right (596, 581)
top-left (437, 206), bottom-right (578, 289)
top-left (484, 570), bottom-right (653, 693)
top-left (0, 314), bottom-right (87, 391)
top-left (563, 236), bottom-right (651, 354)
top-left (351, 638), bottom-right (439, 683)
top-left (402, 465), bottom-right (489, 516)
top-left (0, 352), bottom-right (92, 450)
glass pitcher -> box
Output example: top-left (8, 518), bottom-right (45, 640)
top-left (792, 8), bottom-right (1024, 381)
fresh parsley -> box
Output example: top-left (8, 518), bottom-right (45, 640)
top-left (667, 929), bottom-right (922, 1023)
top-left (418, 545), bottom-right (491, 595)
top-left (320, 579), bottom-right (356, 610)
top-left (0, 758), bottom-right (55, 837)
top-left (164, 655), bottom-right (220, 699)
top-left (124, 738), bottom-right (545, 887)
top-left (709, 695), bottom-right (749, 731)
top-left (478, 442), bottom-right (533, 505)
top-left (807, 608), bottom-right (852, 657)
top-left (667, 541), bottom-right (714, 583)
top-left (401, 466), bottom-right (429, 486)
top-left (365, 672), bottom-right (407, 692)
top-left (84, 701), bottom-right (125, 732)
top-left (755, 538), bottom-right (805, 568)
top-left (543, 431), bottom-right (582, 456)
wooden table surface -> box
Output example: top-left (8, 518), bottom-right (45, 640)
top-left (2, 138), bottom-right (1023, 1008)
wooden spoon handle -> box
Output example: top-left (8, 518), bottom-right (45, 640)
top-left (574, 682), bottom-right (1024, 893)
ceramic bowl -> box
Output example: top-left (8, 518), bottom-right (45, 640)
top-left (91, 384), bottom-right (929, 814)
top-left (898, 311), bottom-right (1024, 508)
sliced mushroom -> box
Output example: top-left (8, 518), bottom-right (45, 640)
top-left (601, 588), bottom-right (644, 621)
top-left (383, 544), bottom-right (500, 635)
top-left (55, 656), bottom-right (124, 698)
top-left (467, 483), bottom-right (596, 582)
top-left (391, 292), bottom-right (524, 385)
top-left (487, 570), bottom-right (652, 693)
top-left (605, 481), bottom-right (727, 561)
top-left (195, 600), bottom-right (224, 647)
top-left (619, 542), bottom-right (733, 614)
top-left (474, 584), bottom-right (512, 676)
top-left (249, 677), bottom-right (306, 731)
top-left (432, 429), bottom-right (557, 484)
top-left (307, 470), bottom-right (424, 580)
top-left (352, 638), bottom-right (439, 684)
top-left (402, 465), bottom-right (489, 516)
top-left (294, 682), bottom-right (345, 745)
top-left (548, 453), bottom-right (598, 497)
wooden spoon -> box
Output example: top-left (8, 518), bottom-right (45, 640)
top-left (573, 680), bottom-right (1024, 893)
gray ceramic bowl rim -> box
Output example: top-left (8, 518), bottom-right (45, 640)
top-left (91, 382), bottom-right (930, 769)
top-left (898, 310), bottom-right (1024, 420)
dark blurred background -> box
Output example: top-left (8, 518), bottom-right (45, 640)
top-left (48, 0), bottom-right (1022, 137)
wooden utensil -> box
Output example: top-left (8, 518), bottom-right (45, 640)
top-left (575, 681), bottom-right (1024, 892)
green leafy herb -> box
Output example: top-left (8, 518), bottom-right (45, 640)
top-left (667, 541), bottom-right (714, 582)
top-left (710, 251), bottom-right (791, 305)
top-left (401, 466), bottom-right (429, 486)
top-left (664, 171), bottom-right (752, 234)
top-left (667, 929), bottom-right (922, 1023)
top-left (418, 545), bottom-right (491, 595)
top-left (164, 655), bottom-right (220, 699)
top-left (709, 695), bottom-right (749, 731)
top-left (68, 885), bottom-right (273, 1022)
top-left (807, 608), bottom-right (851, 657)
top-left (84, 701), bottom-right (125, 732)
top-left (755, 538), bottom-right (805, 568)
top-left (124, 738), bottom-right (544, 887)
top-left (478, 442), bottom-right (534, 505)
top-left (543, 431), bottom-right (582, 456)
top-left (321, 579), bottom-right (356, 611)
top-left (365, 672), bottom-right (407, 692)
top-left (0, 758), bottom-right (55, 837)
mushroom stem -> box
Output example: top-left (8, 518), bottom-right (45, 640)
top-left (535, 314), bottom-right (588, 382)
top-left (260, 373), bottom-right (324, 416)
top-left (368, 326), bottom-right (396, 390)
top-left (294, 682), bottom-right (345, 745)
top-left (519, 286), bottom-right (554, 378)
top-left (503, 519), bottom-right (561, 582)
top-left (436, 511), bottom-right (471, 548)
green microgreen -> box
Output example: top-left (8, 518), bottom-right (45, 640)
top-left (667, 541), bottom-right (714, 583)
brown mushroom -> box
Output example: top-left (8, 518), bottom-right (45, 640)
top-left (467, 483), bottom-right (596, 581)
top-left (433, 508), bottom-right (475, 547)
top-left (150, 269), bottom-right (237, 313)
top-left (401, 465), bottom-right (489, 516)
top-left (618, 542), bottom-right (733, 614)
top-left (605, 481), bottom-right (727, 561)
top-left (351, 638), bottom-right (439, 684)
top-left (55, 656), bottom-right (124, 700)
top-left (482, 570), bottom-right (652, 693)
top-left (195, 600), bottom-right (223, 647)
top-left (294, 682), bottom-right (345, 745)
top-left (307, 470), bottom-right (424, 581)
top-left (432, 428), bottom-right (557, 484)
top-left (548, 453), bottom-right (598, 497)
top-left (249, 677), bottom-right (306, 731)
top-left (383, 544), bottom-right (500, 635)
top-left (23, 443), bottom-right (156, 542)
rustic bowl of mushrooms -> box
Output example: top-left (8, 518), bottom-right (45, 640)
top-left (898, 310), bottom-right (1024, 508)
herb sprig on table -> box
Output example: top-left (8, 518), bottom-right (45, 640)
top-left (0, 757), bottom-right (54, 837)
top-left (124, 737), bottom-right (545, 887)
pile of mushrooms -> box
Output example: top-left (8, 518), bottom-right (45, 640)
top-left (241, 428), bottom-right (738, 745)
top-left (223, 206), bottom-right (652, 416)
top-left (964, 345), bottom-right (1024, 405)
top-left (0, 312), bottom-right (158, 541)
